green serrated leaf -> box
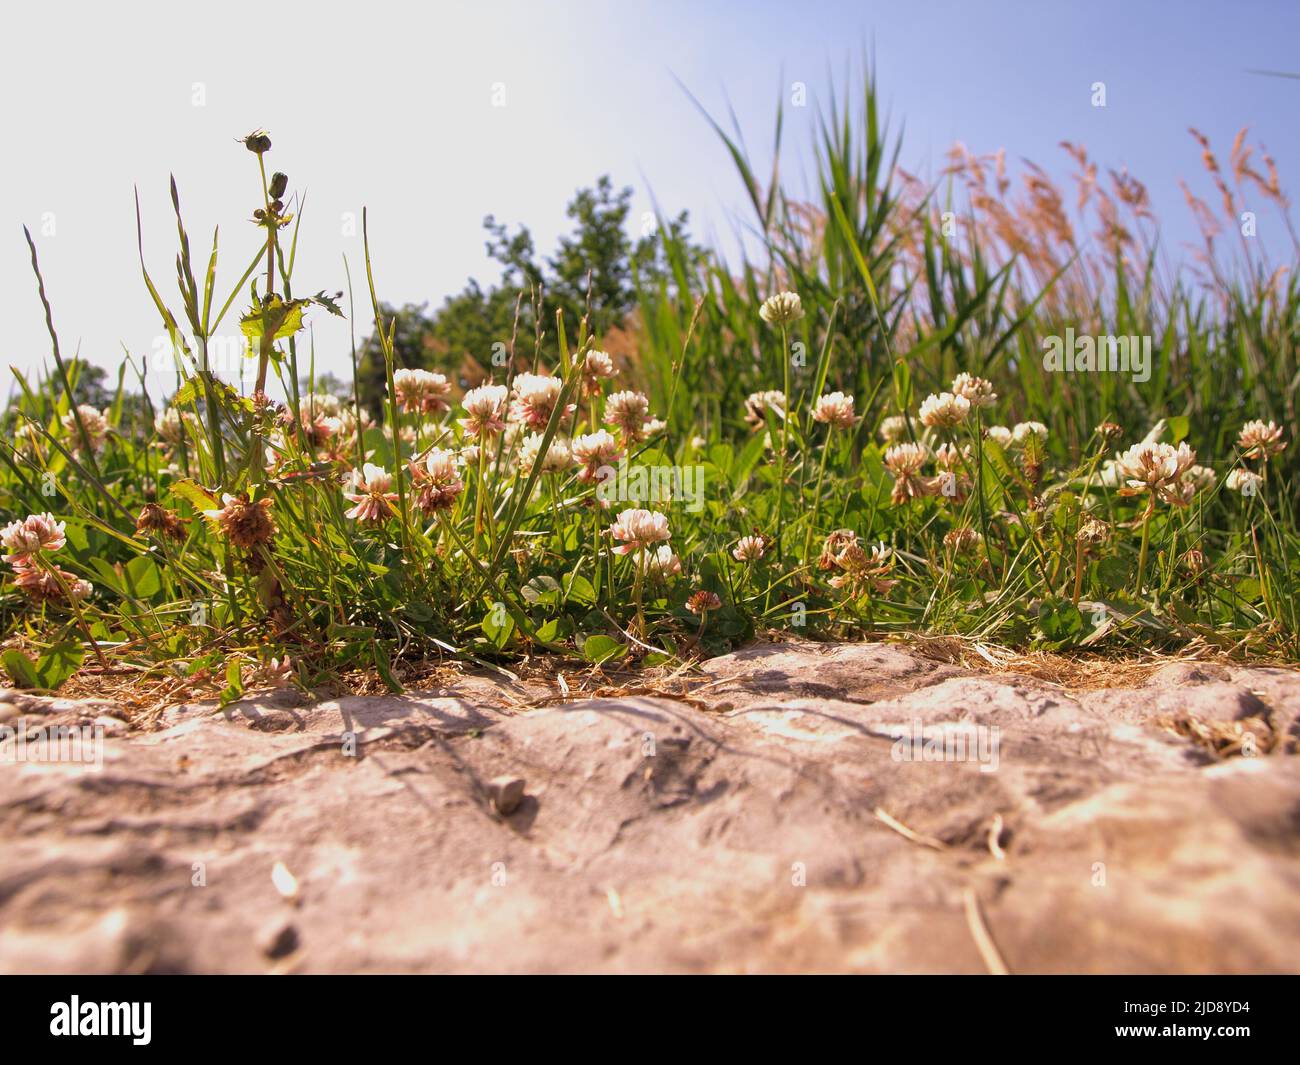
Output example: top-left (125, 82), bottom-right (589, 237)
top-left (240, 294), bottom-right (307, 342)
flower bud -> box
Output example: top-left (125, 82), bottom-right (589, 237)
top-left (269, 171), bottom-right (288, 198)
top-left (244, 131), bottom-right (272, 154)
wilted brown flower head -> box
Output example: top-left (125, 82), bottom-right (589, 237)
top-left (1076, 517), bottom-right (1111, 547)
top-left (136, 503), bottom-right (188, 541)
top-left (818, 528), bottom-right (859, 570)
top-left (204, 492), bottom-right (276, 550)
top-left (1180, 548), bottom-right (1209, 579)
top-left (686, 590), bottom-right (723, 615)
top-left (943, 527), bottom-right (982, 555)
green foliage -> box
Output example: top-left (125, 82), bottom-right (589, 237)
top-left (0, 88), bottom-right (1297, 696)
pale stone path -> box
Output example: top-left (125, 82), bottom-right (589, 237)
top-left (1, 641), bottom-right (1297, 973)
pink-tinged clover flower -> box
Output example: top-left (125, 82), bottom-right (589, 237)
top-left (1, 513), bottom-right (67, 562)
top-left (608, 508), bottom-right (670, 555)
top-left (459, 384), bottom-right (509, 437)
top-left (344, 463), bottom-right (399, 524)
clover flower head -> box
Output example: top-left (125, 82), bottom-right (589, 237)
top-left (393, 368), bottom-right (452, 415)
top-left (459, 384), bottom-right (509, 436)
top-left (10, 560), bottom-right (92, 604)
top-left (61, 405), bottom-right (110, 453)
top-left (203, 492), bottom-right (276, 548)
top-left (573, 429), bottom-right (623, 483)
top-left (343, 463), bottom-right (399, 524)
top-left (1226, 468), bottom-right (1264, 496)
top-left (759, 290), bottom-right (803, 325)
top-left (608, 508), bottom-right (670, 554)
top-left (878, 415), bottom-right (909, 443)
top-left (1011, 421), bottom-right (1049, 445)
top-left (744, 390), bottom-right (786, 428)
top-left (135, 502), bottom-right (187, 541)
top-left (1076, 518), bottom-right (1111, 547)
top-left (950, 373), bottom-right (997, 408)
top-left (1, 513), bottom-right (67, 562)
top-left (604, 390), bottom-right (652, 441)
top-left (919, 392), bottom-right (970, 429)
top-left (646, 545), bottom-right (682, 580)
top-left (812, 391), bottom-right (857, 429)
top-left (1237, 419), bottom-right (1286, 460)
top-left (944, 527), bottom-right (983, 555)
top-left (686, 589), bottom-right (722, 614)
top-left (732, 535), bottom-right (766, 562)
top-left (884, 441), bottom-right (929, 476)
top-left (509, 373), bottom-right (570, 430)
top-left (818, 528), bottom-right (859, 570)
top-left (517, 433), bottom-right (573, 474)
top-left (1115, 441), bottom-right (1197, 504)
top-left (581, 349), bottom-right (617, 396)
top-left (985, 425), bottom-right (1013, 448)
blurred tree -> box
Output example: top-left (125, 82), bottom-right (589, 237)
top-left (356, 176), bottom-right (702, 413)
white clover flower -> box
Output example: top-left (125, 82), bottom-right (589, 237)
top-left (508, 373), bottom-right (570, 430)
top-left (884, 441), bottom-right (932, 505)
top-left (744, 390), bottom-right (786, 428)
top-left (950, 373), bottom-right (997, 408)
top-left (413, 448), bottom-right (464, 514)
top-left (393, 368), bottom-right (451, 415)
top-left (646, 544), bottom-right (682, 580)
top-left (1237, 419), bottom-right (1287, 460)
top-left (424, 447), bottom-right (459, 484)
top-left (608, 508), bottom-right (671, 555)
top-left (154, 407), bottom-right (197, 447)
top-left (10, 561), bottom-right (92, 604)
top-left (985, 425), bottom-right (1013, 448)
top-left (944, 527), bottom-right (983, 555)
top-left (884, 441), bottom-right (929, 475)
top-left (919, 392), bottom-right (970, 429)
top-left (1, 513), bottom-right (67, 562)
top-left (301, 392), bottom-right (344, 418)
top-left (1182, 464), bottom-right (1217, 492)
top-left (343, 463), bottom-right (398, 523)
top-left (1115, 441), bottom-right (1198, 506)
top-left (827, 541), bottom-right (897, 595)
top-left (1226, 468), bottom-right (1264, 495)
top-left (732, 535), bottom-right (766, 562)
top-left (811, 391), bottom-right (857, 429)
top-left (581, 349), bottom-right (617, 396)
top-left (459, 384), bottom-right (509, 437)
top-left (517, 433), bottom-right (572, 474)
top-left (1011, 421), bottom-right (1049, 445)
top-left (934, 442), bottom-right (971, 470)
top-left (61, 405), bottom-right (110, 452)
top-left (572, 429), bottom-right (623, 483)
top-left (878, 415), bottom-right (908, 443)
top-left (759, 290), bottom-right (803, 325)
top-left (604, 390), bottom-right (652, 441)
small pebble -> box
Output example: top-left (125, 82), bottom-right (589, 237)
top-left (270, 861), bottom-right (299, 900)
top-left (488, 775), bottom-right (526, 815)
top-left (256, 918), bottom-right (300, 960)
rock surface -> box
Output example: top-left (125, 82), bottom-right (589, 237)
top-left (1, 641), bottom-right (1298, 974)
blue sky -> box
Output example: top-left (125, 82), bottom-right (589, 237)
top-left (4, 0), bottom-right (1298, 388)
